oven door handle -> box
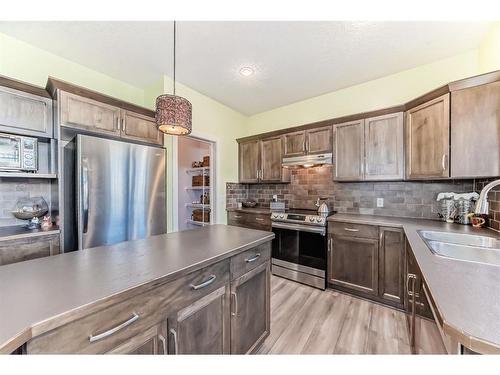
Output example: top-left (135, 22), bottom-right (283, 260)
top-left (271, 222), bottom-right (326, 235)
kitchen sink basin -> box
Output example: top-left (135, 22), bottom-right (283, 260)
top-left (419, 230), bottom-right (500, 249)
top-left (418, 230), bottom-right (500, 266)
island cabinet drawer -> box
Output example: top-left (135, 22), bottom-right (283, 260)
top-left (230, 242), bottom-right (271, 280)
top-left (26, 260), bottom-right (229, 354)
top-left (329, 222), bottom-right (379, 239)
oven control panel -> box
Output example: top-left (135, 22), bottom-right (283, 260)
top-left (270, 212), bottom-right (326, 226)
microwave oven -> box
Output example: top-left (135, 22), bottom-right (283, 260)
top-left (0, 133), bottom-right (38, 172)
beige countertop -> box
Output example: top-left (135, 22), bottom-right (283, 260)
top-left (0, 224), bottom-right (274, 353)
top-left (329, 213), bottom-right (500, 353)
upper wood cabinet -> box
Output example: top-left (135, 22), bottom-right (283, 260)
top-left (334, 120), bottom-right (365, 181)
top-left (451, 81), bottom-right (500, 178)
top-left (58, 91), bottom-right (163, 146)
top-left (59, 91), bottom-right (121, 136)
top-left (239, 139), bottom-right (261, 183)
top-left (306, 126), bottom-right (333, 154)
top-left (283, 126), bottom-right (332, 157)
top-left (238, 136), bottom-right (287, 184)
top-left (283, 130), bottom-right (306, 157)
top-left (0, 85), bottom-right (53, 138)
top-left (405, 94), bottom-right (450, 180)
top-left (364, 112), bottom-right (404, 180)
top-left (121, 110), bottom-right (163, 146)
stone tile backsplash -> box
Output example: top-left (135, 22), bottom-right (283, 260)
top-left (475, 180), bottom-right (500, 231)
top-left (0, 178), bottom-right (52, 227)
top-left (227, 165), bottom-right (478, 221)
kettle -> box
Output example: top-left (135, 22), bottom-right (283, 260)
top-left (315, 197), bottom-right (330, 215)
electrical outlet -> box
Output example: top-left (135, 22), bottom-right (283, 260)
top-left (273, 194), bottom-right (278, 201)
top-left (377, 198), bottom-right (384, 208)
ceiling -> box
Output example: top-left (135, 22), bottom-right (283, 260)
top-left (0, 21), bottom-right (492, 115)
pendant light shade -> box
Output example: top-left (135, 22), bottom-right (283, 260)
top-left (156, 20), bottom-right (192, 135)
top-left (155, 94), bottom-right (192, 135)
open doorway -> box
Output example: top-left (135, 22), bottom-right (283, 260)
top-left (177, 136), bottom-right (216, 231)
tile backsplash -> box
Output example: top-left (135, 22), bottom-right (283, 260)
top-left (475, 180), bottom-right (500, 231)
top-left (227, 165), bottom-right (478, 221)
top-left (0, 178), bottom-right (53, 227)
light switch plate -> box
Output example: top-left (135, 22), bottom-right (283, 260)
top-left (377, 198), bottom-right (384, 208)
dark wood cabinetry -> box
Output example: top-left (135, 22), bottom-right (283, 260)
top-left (121, 110), bottom-right (163, 146)
top-left (230, 262), bottom-right (270, 354)
top-left (378, 227), bottom-right (405, 308)
top-left (0, 234), bottom-right (60, 266)
top-left (227, 211), bottom-right (271, 231)
top-left (334, 120), bottom-right (365, 181)
top-left (329, 234), bottom-right (379, 297)
top-left (451, 80), bottom-right (500, 178)
top-left (404, 242), bottom-right (433, 319)
top-left (167, 285), bottom-right (229, 354)
top-left (238, 136), bottom-right (286, 184)
top-left (405, 94), bottom-right (450, 179)
top-left (106, 324), bottom-right (166, 354)
top-left (283, 126), bottom-right (332, 157)
top-left (283, 130), bottom-right (306, 157)
top-left (328, 222), bottom-right (405, 309)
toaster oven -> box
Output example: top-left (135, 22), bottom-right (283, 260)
top-left (0, 133), bottom-right (38, 172)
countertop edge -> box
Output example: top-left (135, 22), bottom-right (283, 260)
top-left (0, 229), bottom-right (60, 242)
top-left (0, 230), bottom-right (274, 354)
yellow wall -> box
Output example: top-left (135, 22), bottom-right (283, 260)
top-left (479, 22), bottom-right (500, 73)
top-left (246, 50), bottom-right (481, 134)
top-left (0, 33), bottom-right (145, 105)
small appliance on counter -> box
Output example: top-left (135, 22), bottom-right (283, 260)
top-left (11, 196), bottom-right (49, 229)
top-left (0, 133), bottom-right (38, 172)
top-left (315, 197), bottom-right (330, 215)
top-left (437, 192), bottom-right (479, 224)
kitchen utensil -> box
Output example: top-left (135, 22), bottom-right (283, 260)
top-left (315, 197), bottom-right (330, 215)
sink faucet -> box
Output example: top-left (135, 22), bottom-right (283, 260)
top-left (475, 179), bottom-right (500, 215)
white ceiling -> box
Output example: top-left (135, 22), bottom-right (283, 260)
top-left (0, 21), bottom-right (492, 115)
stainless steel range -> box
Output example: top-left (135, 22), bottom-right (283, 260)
top-left (270, 209), bottom-right (330, 289)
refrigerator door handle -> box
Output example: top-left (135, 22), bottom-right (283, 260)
top-left (82, 159), bottom-right (89, 234)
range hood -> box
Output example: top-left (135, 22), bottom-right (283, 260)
top-left (282, 153), bottom-right (333, 168)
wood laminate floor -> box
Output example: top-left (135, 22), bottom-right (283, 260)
top-left (258, 276), bottom-right (446, 354)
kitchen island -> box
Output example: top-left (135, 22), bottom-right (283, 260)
top-left (0, 224), bottom-right (274, 354)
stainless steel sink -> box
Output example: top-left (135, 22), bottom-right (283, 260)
top-left (418, 230), bottom-right (500, 266)
top-left (419, 230), bottom-right (500, 249)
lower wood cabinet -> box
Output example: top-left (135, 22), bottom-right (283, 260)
top-left (167, 285), bottom-right (230, 354)
top-left (106, 324), bottom-right (166, 354)
top-left (0, 233), bottom-right (60, 266)
top-left (328, 222), bottom-right (405, 309)
top-left (378, 227), bottom-right (405, 308)
top-left (329, 234), bottom-right (379, 297)
top-left (230, 262), bottom-right (270, 354)
top-left (227, 211), bottom-right (272, 231)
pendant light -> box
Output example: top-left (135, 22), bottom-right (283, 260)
top-left (155, 21), bottom-right (192, 135)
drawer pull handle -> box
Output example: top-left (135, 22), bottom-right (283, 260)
top-left (169, 328), bottom-right (178, 354)
top-left (234, 215), bottom-right (242, 219)
top-left (88, 312), bottom-right (139, 343)
top-left (231, 292), bottom-right (238, 317)
top-left (190, 274), bottom-right (216, 290)
top-left (344, 228), bottom-right (359, 232)
top-left (255, 218), bottom-right (265, 222)
top-left (158, 334), bottom-right (167, 355)
top-left (245, 253), bottom-right (261, 263)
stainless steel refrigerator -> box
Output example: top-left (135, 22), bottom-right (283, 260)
top-left (72, 134), bottom-right (166, 250)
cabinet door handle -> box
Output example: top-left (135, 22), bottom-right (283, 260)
top-left (343, 228), bottom-right (359, 232)
top-left (88, 312), bottom-right (139, 343)
top-left (116, 117), bottom-right (120, 131)
top-left (255, 218), bottom-right (265, 222)
top-left (328, 238), bottom-right (332, 252)
top-left (231, 292), bottom-right (238, 317)
top-left (233, 215), bottom-right (242, 219)
top-left (190, 274), bottom-right (216, 290)
top-left (442, 154), bottom-right (447, 171)
top-left (169, 328), bottom-right (178, 354)
top-left (245, 253), bottom-right (261, 263)
top-left (158, 334), bottom-right (167, 355)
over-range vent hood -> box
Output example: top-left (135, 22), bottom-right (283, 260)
top-left (282, 153), bottom-right (333, 168)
